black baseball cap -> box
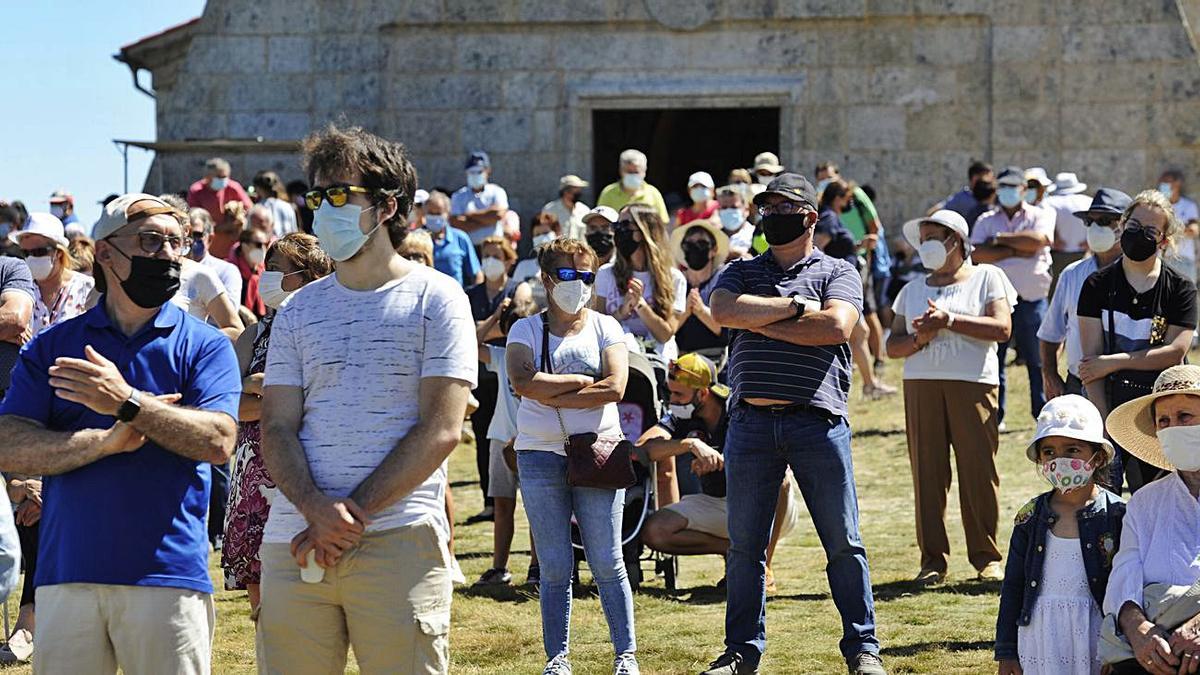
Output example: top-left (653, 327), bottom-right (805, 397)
top-left (1073, 187), bottom-right (1132, 219)
top-left (996, 166), bottom-right (1025, 187)
top-left (752, 173), bottom-right (817, 209)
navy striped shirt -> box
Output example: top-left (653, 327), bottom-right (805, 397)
top-left (716, 249), bottom-right (863, 418)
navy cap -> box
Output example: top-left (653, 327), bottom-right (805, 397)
top-left (1073, 187), bottom-right (1132, 219)
top-left (465, 151), bottom-right (491, 170)
top-left (752, 172), bottom-right (817, 209)
top-left (996, 166), bottom-right (1025, 187)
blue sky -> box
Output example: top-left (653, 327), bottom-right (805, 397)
top-left (0, 1), bottom-right (205, 227)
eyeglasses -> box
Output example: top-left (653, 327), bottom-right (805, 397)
top-left (1124, 219), bottom-right (1163, 239)
top-left (756, 202), bottom-right (810, 217)
top-left (20, 246), bottom-right (56, 258)
top-left (110, 231), bottom-right (192, 256)
top-left (553, 268), bottom-right (596, 285)
top-left (303, 185), bottom-right (378, 210)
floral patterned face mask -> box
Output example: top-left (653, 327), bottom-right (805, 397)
top-left (1039, 454), bottom-right (1100, 493)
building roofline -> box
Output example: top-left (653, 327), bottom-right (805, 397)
top-left (115, 16), bottom-right (200, 67)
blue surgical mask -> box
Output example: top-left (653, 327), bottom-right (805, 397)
top-left (313, 201), bottom-right (378, 262)
top-left (467, 171), bottom-right (487, 190)
top-left (718, 208), bottom-right (744, 232)
top-left (190, 239), bottom-right (206, 260)
top-left (1024, 190), bottom-right (1039, 204)
top-left (1160, 182), bottom-right (1174, 198)
top-left (997, 186), bottom-right (1022, 208)
top-left (622, 173), bottom-right (643, 190)
top-left (815, 178), bottom-right (831, 195)
top-left (210, 177), bottom-right (228, 191)
top-left (50, 204), bottom-right (66, 219)
top-left (425, 215), bottom-right (448, 233)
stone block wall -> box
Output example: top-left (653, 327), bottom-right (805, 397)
top-left (144, 0), bottom-right (1200, 228)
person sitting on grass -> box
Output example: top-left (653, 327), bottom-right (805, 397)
top-left (637, 353), bottom-right (799, 593)
top-left (995, 394), bottom-right (1123, 675)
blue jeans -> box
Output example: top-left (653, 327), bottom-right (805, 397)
top-left (996, 297), bottom-right (1047, 424)
top-left (517, 450), bottom-right (637, 661)
top-left (724, 405), bottom-right (879, 665)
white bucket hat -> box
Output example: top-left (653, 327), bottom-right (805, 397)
top-left (10, 212), bottom-right (68, 248)
top-left (1107, 365), bottom-right (1200, 470)
top-left (1026, 394), bottom-right (1114, 463)
top-left (901, 209), bottom-right (973, 255)
top-left (1052, 172), bottom-right (1088, 195)
top-left (1025, 167), bottom-right (1054, 188)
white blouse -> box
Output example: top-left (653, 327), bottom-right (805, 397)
top-left (1103, 473), bottom-right (1200, 617)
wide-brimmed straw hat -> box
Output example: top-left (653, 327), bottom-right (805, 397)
top-left (670, 218), bottom-right (729, 267)
top-left (1106, 365), bottom-right (1200, 470)
top-left (1025, 394), bottom-right (1114, 463)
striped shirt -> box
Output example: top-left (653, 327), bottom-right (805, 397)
top-left (716, 249), bottom-right (863, 417)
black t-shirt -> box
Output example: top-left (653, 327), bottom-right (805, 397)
top-left (1077, 261), bottom-right (1198, 355)
top-left (674, 271), bottom-right (728, 355)
top-left (815, 208), bottom-right (858, 264)
top-left (657, 406), bottom-right (728, 498)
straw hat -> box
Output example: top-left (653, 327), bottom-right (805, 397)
top-left (670, 218), bottom-right (730, 267)
top-left (1106, 365), bottom-right (1200, 470)
top-left (1025, 394), bottom-right (1114, 463)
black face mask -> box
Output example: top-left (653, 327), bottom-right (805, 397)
top-left (614, 229), bottom-right (640, 259)
top-left (110, 247), bottom-right (182, 308)
top-left (682, 241), bottom-right (712, 271)
top-left (972, 180), bottom-right (996, 201)
top-left (586, 230), bottom-right (614, 258)
top-left (1120, 227), bottom-right (1159, 262)
top-left (761, 214), bottom-right (811, 246)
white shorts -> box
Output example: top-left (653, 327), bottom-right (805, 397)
top-left (663, 474), bottom-right (800, 540)
top-left (487, 438), bottom-right (518, 499)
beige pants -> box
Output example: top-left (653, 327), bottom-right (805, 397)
top-left (903, 379), bottom-right (1002, 575)
top-left (258, 520), bottom-right (452, 675)
top-left (34, 583), bottom-right (214, 675)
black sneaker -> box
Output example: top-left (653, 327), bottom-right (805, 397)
top-left (699, 651), bottom-right (758, 675)
top-left (526, 564), bottom-right (541, 586)
top-left (847, 651), bottom-right (886, 675)
top-left (472, 567), bottom-right (512, 587)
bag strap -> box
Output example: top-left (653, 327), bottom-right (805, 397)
top-left (541, 313), bottom-right (570, 444)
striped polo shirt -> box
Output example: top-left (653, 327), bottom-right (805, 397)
top-left (716, 249), bottom-right (863, 418)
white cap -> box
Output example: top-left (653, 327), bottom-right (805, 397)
top-left (1026, 394), bottom-right (1114, 463)
top-left (901, 209), bottom-right (973, 254)
top-left (413, 189), bottom-right (430, 206)
top-left (583, 205), bottom-right (619, 225)
top-left (10, 212), bottom-right (68, 248)
top-left (1051, 172), bottom-right (1088, 195)
top-left (1024, 167), bottom-right (1053, 188)
top-left (688, 171), bottom-right (715, 190)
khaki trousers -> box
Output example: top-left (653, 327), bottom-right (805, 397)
top-left (903, 379), bottom-right (1002, 574)
top-left (258, 520), bottom-right (452, 675)
top-left (34, 583), bottom-right (214, 675)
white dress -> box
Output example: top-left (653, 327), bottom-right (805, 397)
top-left (1017, 532), bottom-right (1103, 675)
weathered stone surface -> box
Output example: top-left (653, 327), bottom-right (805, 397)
top-left (848, 106), bottom-right (907, 150)
top-left (182, 35), bottom-right (266, 75)
top-left (457, 33), bottom-right (554, 71)
top-left (268, 36), bottom-right (313, 74)
top-left (229, 112), bottom-right (314, 140)
top-left (462, 111), bottom-right (534, 153)
top-left (1059, 103), bottom-right (1149, 149)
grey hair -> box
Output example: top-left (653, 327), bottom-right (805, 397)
top-left (425, 190), bottom-right (451, 211)
top-left (188, 207), bottom-right (215, 236)
top-left (619, 149), bottom-right (647, 170)
top-left (249, 204), bottom-right (274, 225)
top-left (205, 157), bottom-right (231, 174)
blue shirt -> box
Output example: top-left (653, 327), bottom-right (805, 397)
top-left (0, 301), bottom-right (241, 593)
top-left (943, 187), bottom-right (991, 228)
top-left (0, 257), bottom-right (36, 392)
top-left (715, 250), bottom-right (863, 418)
top-left (815, 208), bottom-right (859, 265)
top-left (432, 226), bottom-right (481, 288)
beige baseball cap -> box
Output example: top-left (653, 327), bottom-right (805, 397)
top-left (559, 175), bottom-right (589, 190)
top-left (92, 193), bottom-right (179, 241)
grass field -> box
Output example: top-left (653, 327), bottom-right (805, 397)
top-left (4, 359), bottom-right (1050, 674)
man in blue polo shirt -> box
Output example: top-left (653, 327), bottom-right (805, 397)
top-left (0, 193), bottom-right (240, 675)
top-left (704, 174), bottom-right (884, 675)
top-left (425, 190), bottom-right (482, 288)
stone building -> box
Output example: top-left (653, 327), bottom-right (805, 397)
top-left (117, 0), bottom-right (1200, 225)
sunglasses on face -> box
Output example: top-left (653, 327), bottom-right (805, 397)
top-left (756, 202), bottom-right (810, 217)
top-left (110, 231), bottom-right (192, 256)
top-left (303, 185), bottom-right (377, 210)
top-left (553, 268), bottom-right (595, 285)
top-left (20, 246), bottom-right (56, 258)
top-left (1083, 215), bottom-right (1119, 228)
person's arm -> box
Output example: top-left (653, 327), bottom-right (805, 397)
top-left (1109, 513), bottom-right (1179, 675)
top-left (540, 343), bottom-right (628, 409)
top-left (993, 230), bottom-right (1051, 253)
top-left (994, 517), bottom-right (1031, 664)
top-left (1037, 276), bottom-right (1071, 399)
top-left (1082, 325), bottom-right (1191, 376)
top-left (0, 415), bottom-right (157, 475)
top-left (710, 288), bottom-right (794, 330)
top-left (464, 241), bottom-right (482, 287)
top-left (476, 297), bottom-right (510, 343)
top-left (506, 342), bottom-right (591, 402)
top-left (913, 297), bottom-right (1012, 343)
top-left (752, 298), bottom-right (858, 347)
top-left (632, 297), bottom-right (681, 344)
top-left (0, 289), bottom-right (33, 345)
top-left (233, 325), bottom-right (262, 422)
top-left (206, 292), bottom-right (245, 341)
top-left (971, 243), bottom-right (1015, 264)
top-left (689, 289), bottom-right (723, 335)
top-left (885, 311), bottom-right (928, 359)
top-left (1077, 316), bottom-right (1109, 415)
top-left (1039, 340), bottom-right (1065, 400)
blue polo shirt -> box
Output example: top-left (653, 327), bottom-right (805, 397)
top-left (432, 225), bottom-right (481, 288)
top-left (0, 300), bottom-right (240, 593)
top-left (715, 249), bottom-right (863, 418)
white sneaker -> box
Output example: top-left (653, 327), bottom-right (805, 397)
top-left (0, 628), bottom-right (33, 663)
top-left (543, 654), bottom-right (572, 675)
top-left (998, 421), bottom-right (1008, 433)
top-left (450, 557), bottom-right (467, 585)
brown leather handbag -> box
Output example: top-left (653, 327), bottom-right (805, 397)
top-left (541, 315), bottom-right (636, 490)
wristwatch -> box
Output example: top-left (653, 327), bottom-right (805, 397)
top-left (790, 295), bottom-right (807, 318)
top-left (115, 389), bottom-right (142, 423)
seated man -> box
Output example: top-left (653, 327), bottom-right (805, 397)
top-left (637, 353), bottom-right (799, 590)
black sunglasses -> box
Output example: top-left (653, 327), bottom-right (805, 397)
top-left (553, 268), bottom-right (596, 285)
top-left (20, 245), bottom-right (56, 258)
top-left (1082, 215), bottom-right (1120, 228)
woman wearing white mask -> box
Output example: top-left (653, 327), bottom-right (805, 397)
top-left (1102, 365), bottom-right (1200, 674)
top-left (223, 232), bottom-right (332, 615)
top-left (674, 171), bottom-right (718, 227)
top-left (506, 238), bottom-right (638, 675)
top-left (885, 209), bottom-right (1016, 587)
top-left (512, 211), bottom-right (564, 308)
top-left (233, 226), bottom-right (271, 318)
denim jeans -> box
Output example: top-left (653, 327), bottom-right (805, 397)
top-left (996, 297), bottom-right (1048, 424)
top-left (724, 405), bottom-right (879, 666)
top-left (517, 450), bottom-right (637, 662)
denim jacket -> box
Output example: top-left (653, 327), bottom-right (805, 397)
top-left (994, 488), bottom-right (1126, 661)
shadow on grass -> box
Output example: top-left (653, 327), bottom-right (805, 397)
top-left (872, 577), bottom-right (1002, 602)
top-left (881, 640), bottom-right (993, 657)
top-left (450, 479), bottom-right (479, 489)
top-left (457, 584), bottom-right (538, 604)
top-left (634, 584), bottom-right (726, 605)
top-left (852, 427), bottom-right (906, 439)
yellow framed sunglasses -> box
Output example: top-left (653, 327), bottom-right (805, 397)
top-left (303, 185), bottom-right (375, 210)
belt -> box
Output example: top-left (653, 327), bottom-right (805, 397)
top-left (740, 399), bottom-right (837, 422)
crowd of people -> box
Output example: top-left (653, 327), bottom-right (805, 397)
top-left (0, 122), bottom-right (1198, 675)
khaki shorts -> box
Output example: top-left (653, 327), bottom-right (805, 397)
top-left (664, 475), bottom-right (801, 540)
top-left (258, 520), bottom-right (452, 675)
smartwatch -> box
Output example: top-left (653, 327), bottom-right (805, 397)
top-left (116, 389), bottom-right (142, 423)
top-left (790, 295), bottom-right (807, 319)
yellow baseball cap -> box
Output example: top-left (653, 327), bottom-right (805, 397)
top-left (669, 353), bottom-right (729, 398)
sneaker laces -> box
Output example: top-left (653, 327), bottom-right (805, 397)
top-left (543, 654), bottom-right (571, 675)
top-left (614, 653), bottom-right (640, 675)
top-left (708, 651), bottom-right (741, 669)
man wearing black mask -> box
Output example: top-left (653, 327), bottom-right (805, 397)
top-left (583, 205), bottom-right (619, 266)
top-left (704, 174), bottom-right (884, 675)
top-left (0, 193), bottom-right (241, 673)
top-left (934, 160), bottom-right (995, 228)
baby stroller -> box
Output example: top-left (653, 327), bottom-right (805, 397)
top-left (571, 350), bottom-right (677, 591)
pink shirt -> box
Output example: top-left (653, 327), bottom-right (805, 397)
top-left (970, 203), bottom-right (1055, 301)
top-left (186, 179), bottom-right (253, 227)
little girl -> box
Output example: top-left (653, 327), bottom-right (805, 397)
top-left (996, 394), bottom-right (1126, 675)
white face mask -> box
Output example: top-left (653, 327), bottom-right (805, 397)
top-left (246, 247), bottom-right (266, 266)
top-left (1158, 424), bottom-right (1200, 471)
top-left (669, 403), bottom-right (694, 420)
top-left (210, 177), bottom-right (228, 191)
top-left (1086, 224), bottom-right (1117, 253)
top-left (25, 255), bottom-right (54, 281)
top-left (481, 256), bottom-right (506, 281)
top-left (259, 270), bottom-right (303, 310)
top-left (690, 187), bottom-right (711, 204)
top-left (532, 232), bottom-right (556, 248)
top-left (425, 214), bottom-right (447, 233)
top-left (755, 172), bottom-right (774, 185)
top-left (917, 239), bottom-right (954, 271)
top-left (49, 205), bottom-right (66, 219)
top-left (550, 278), bottom-right (591, 314)
top-left (622, 173), bottom-right (644, 190)
top-left (718, 208), bottom-right (744, 232)
top-left (467, 171), bottom-right (487, 190)
top-left (313, 201), bottom-right (378, 262)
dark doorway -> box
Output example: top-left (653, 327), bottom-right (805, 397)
top-left (592, 107), bottom-right (780, 216)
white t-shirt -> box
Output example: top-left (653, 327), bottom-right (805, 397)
top-left (1174, 197), bottom-right (1200, 263)
top-left (542, 199), bottom-right (591, 241)
top-left (262, 267), bottom-right (478, 541)
top-left (507, 311), bottom-right (626, 453)
top-left (891, 264), bottom-right (1017, 385)
top-left (485, 344), bottom-right (521, 443)
top-left (171, 260), bottom-right (225, 320)
top-left (199, 253), bottom-right (243, 302)
top-left (1043, 192), bottom-right (1093, 253)
top-left (728, 222), bottom-right (755, 254)
top-left (263, 197), bottom-right (298, 238)
top-left (594, 262), bottom-right (687, 360)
